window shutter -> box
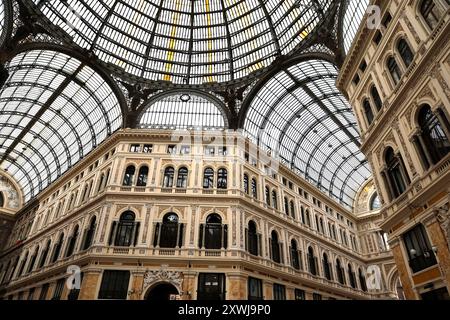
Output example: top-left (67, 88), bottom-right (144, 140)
top-left (108, 221), bottom-right (116, 246)
top-left (223, 225), bottom-right (228, 249)
top-left (269, 238), bottom-right (273, 259)
top-left (178, 224), bottom-right (184, 248)
top-left (279, 243), bottom-right (284, 264)
top-left (289, 246), bottom-right (292, 267)
top-left (80, 229), bottom-right (88, 251)
top-left (244, 228), bottom-right (248, 251)
top-left (153, 223), bottom-right (160, 247)
top-left (198, 224), bottom-right (204, 248)
top-left (133, 222), bottom-right (140, 246)
top-left (257, 233), bottom-right (262, 256)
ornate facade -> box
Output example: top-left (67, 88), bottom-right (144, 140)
top-left (0, 131), bottom-right (397, 300)
top-left (338, 0), bottom-right (450, 300)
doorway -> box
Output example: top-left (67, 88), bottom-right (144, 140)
top-left (146, 283), bottom-right (179, 301)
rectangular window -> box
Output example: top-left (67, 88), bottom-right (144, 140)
top-left (204, 146), bottom-right (215, 156)
top-left (180, 145), bottom-right (191, 155)
top-left (403, 224), bottom-right (437, 273)
top-left (248, 277), bottom-right (263, 300)
top-left (68, 273), bottom-right (84, 300)
top-left (218, 147), bottom-right (227, 156)
top-left (130, 144), bottom-right (141, 152)
top-left (98, 270), bottom-right (130, 300)
top-left (303, 192), bottom-right (308, 200)
top-left (295, 289), bottom-right (305, 300)
top-left (143, 144), bottom-right (153, 153)
top-left (313, 293), bottom-right (323, 300)
top-left (197, 273), bottom-right (226, 300)
top-left (167, 145), bottom-right (177, 154)
top-left (273, 284), bottom-right (286, 300)
top-left (27, 288), bottom-right (35, 300)
top-left (39, 283), bottom-right (49, 300)
top-left (52, 279), bottom-right (65, 300)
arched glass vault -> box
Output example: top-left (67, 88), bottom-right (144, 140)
top-left (27, 0), bottom-right (333, 85)
top-left (244, 59), bottom-right (371, 208)
top-left (0, 0), bottom-right (372, 209)
top-left (0, 49), bottom-right (123, 201)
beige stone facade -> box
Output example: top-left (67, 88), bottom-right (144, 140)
top-left (338, 0), bottom-right (450, 300)
top-left (0, 130), bottom-right (397, 300)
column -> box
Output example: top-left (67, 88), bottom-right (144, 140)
top-left (263, 281), bottom-right (273, 300)
top-left (181, 271), bottom-right (197, 301)
top-left (227, 273), bottom-right (246, 300)
top-left (129, 270), bottom-right (145, 300)
top-left (424, 214), bottom-right (450, 294)
top-left (79, 268), bottom-right (102, 300)
top-left (389, 239), bottom-right (417, 300)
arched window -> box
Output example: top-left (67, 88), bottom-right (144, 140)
top-left (51, 233), bottom-right (64, 263)
top-left (82, 183), bottom-right (91, 202)
top-left (176, 167), bottom-right (188, 188)
top-left (243, 174), bottom-right (249, 194)
top-left (217, 169), bottom-right (227, 189)
top-left (307, 247), bottom-right (317, 276)
top-left (301, 207), bottom-right (305, 224)
top-left (370, 192), bottom-right (381, 210)
top-left (122, 165), bottom-right (135, 186)
top-left (348, 264), bottom-right (357, 288)
top-left (290, 239), bottom-right (300, 270)
top-left (284, 197), bottom-right (289, 215)
top-left (104, 169), bottom-right (111, 190)
top-left (272, 190), bottom-right (278, 210)
top-left (26, 246), bottom-right (39, 274)
top-left (336, 259), bottom-right (346, 285)
top-left (265, 186), bottom-right (270, 206)
top-left (323, 253), bottom-right (332, 280)
top-left (397, 39), bottom-right (414, 68)
top-left (359, 268), bottom-right (368, 292)
top-left (82, 216), bottom-right (97, 250)
top-left (251, 178), bottom-right (257, 198)
top-left (364, 99), bottom-right (375, 125)
top-left (305, 210), bottom-right (311, 227)
top-left (163, 167), bottom-right (175, 188)
top-left (97, 173), bottom-right (105, 192)
top-left (418, 105), bottom-right (450, 166)
top-left (156, 213), bottom-right (183, 248)
top-left (65, 225), bottom-right (79, 257)
top-left (387, 57), bottom-right (402, 85)
top-left (136, 166), bottom-right (149, 187)
top-left (0, 192), bottom-right (4, 207)
top-left (420, 0), bottom-right (442, 30)
top-left (199, 214), bottom-right (227, 250)
top-left (385, 148), bottom-right (409, 198)
top-left (270, 231), bottom-right (282, 264)
top-left (112, 211), bottom-right (138, 247)
top-left (38, 240), bottom-right (51, 269)
top-left (17, 251), bottom-right (29, 278)
top-left (290, 201), bottom-right (296, 219)
top-left (203, 168), bottom-right (214, 189)
top-left (246, 221), bottom-right (260, 256)
top-left (371, 85), bottom-right (383, 111)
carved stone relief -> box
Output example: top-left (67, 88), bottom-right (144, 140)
top-left (143, 270), bottom-right (183, 294)
top-left (0, 175), bottom-right (20, 209)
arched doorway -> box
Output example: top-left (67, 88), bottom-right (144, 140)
top-left (146, 282), bottom-right (179, 301)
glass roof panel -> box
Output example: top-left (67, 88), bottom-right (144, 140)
top-left (244, 59), bottom-right (371, 209)
top-left (29, 0), bottom-right (333, 85)
top-left (139, 93), bottom-right (226, 130)
top-left (0, 49), bottom-right (123, 201)
top-left (343, 0), bottom-right (369, 54)
top-left (0, 0), bottom-right (5, 46)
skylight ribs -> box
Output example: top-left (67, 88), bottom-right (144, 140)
top-left (0, 50), bottom-right (122, 201)
top-left (244, 59), bottom-right (371, 209)
top-left (29, 0), bottom-right (332, 84)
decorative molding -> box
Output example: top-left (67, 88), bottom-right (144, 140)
top-left (436, 202), bottom-right (450, 250)
top-left (143, 270), bottom-right (183, 293)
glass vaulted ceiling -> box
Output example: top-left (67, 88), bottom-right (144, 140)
top-left (0, 50), bottom-right (123, 201)
top-left (30, 0), bottom-right (332, 85)
top-left (244, 59), bottom-right (371, 208)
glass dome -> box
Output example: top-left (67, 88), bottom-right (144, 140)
top-left (29, 0), bottom-right (333, 85)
